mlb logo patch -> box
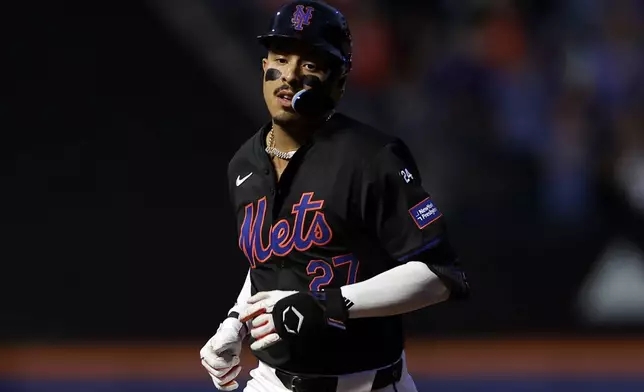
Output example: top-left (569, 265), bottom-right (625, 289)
top-left (409, 197), bottom-right (442, 229)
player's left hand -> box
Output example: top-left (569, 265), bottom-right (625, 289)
top-left (239, 290), bottom-right (297, 351)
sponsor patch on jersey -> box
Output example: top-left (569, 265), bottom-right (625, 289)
top-left (408, 197), bottom-right (442, 229)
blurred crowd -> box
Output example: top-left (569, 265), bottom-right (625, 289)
top-left (213, 0), bottom-right (644, 234)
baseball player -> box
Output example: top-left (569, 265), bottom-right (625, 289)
top-left (200, 1), bottom-right (469, 391)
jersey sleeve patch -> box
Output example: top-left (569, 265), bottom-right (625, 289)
top-left (408, 197), bottom-right (442, 229)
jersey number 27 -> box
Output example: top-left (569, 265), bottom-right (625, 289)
top-left (306, 254), bottom-right (360, 291)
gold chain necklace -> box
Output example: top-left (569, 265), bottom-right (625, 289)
top-left (265, 128), bottom-right (297, 160)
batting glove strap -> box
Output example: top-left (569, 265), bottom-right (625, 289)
top-left (271, 289), bottom-right (349, 340)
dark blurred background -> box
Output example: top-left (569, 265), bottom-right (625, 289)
top-left (3, 0), bottom-right (644, 390)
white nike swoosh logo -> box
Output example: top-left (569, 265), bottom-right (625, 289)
top-left (236, 172), bottom-right (253, 186)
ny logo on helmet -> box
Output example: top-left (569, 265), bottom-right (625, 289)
top-left (291, 5), bottom-right (314, 31)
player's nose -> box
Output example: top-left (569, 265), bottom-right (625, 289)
top-left (281, 62), bottom-right (302, 85)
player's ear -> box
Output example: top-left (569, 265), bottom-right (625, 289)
top-left (262, 58), bottom-right (268, 73)
top-left (331, 76), bottom-right (347, 102)
top-left (338, 76), bottom-right (347, 93)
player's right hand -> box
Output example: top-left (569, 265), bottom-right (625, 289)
top-left (200, 317), bottom-right (246, 391)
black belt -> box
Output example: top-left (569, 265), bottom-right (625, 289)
top-left (275, 358), bottom-right (403, 392)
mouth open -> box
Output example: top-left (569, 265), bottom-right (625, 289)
top-left (276, 91), bottom-right (294, 107)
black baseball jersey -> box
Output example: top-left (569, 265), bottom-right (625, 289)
top-left (228, 113), bottom-right (468, 375)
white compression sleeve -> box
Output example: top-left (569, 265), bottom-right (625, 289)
top-left (340, 261), bottom-right (450, 319)
top-left (228, 269), bottom-right (252, 317)
top-left (222, 269), bottom-right (253, 338)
